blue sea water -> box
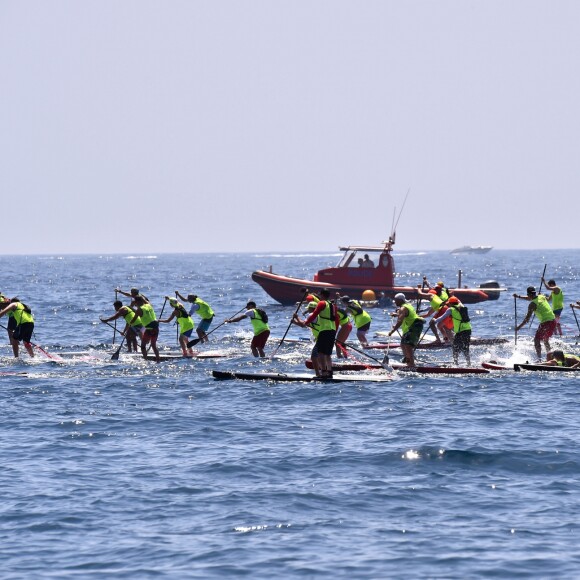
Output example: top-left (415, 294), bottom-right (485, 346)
top-left (1, 249), bottom-right (580, 578)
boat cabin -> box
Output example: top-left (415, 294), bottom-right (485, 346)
top-left (313, 243), bottom-right (395, 287)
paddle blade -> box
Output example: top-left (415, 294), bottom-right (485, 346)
top-left (187, 337), bottom-right (201, 348)
top-left (111, 348), bottom-right (121, 361)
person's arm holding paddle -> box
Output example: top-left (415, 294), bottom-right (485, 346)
top-left (513, 297), bottom-right (536, 331)
top-left (158, 309), bottom-right (177, 324)
top-left (100, 304), bottom-right (130, 340)
top-left (387, 305), bottom-right (408, 337)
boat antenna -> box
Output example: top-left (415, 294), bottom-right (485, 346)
top-left (389, 188), bottom-right (410, 244)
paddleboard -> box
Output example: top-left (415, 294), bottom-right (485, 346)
top-left (366, 337), bottom-right (509, 350)
top-left (306, 360), bottom-right (383, 371)
top-left (481, 361), bottom-right (510, 370)
top-left (212, 370), bottom-right (393, 382)
top-left (482, 361), bottom-right (580, 372)
top-left (143, 351), bottom-right (230, 362)
top-left (391, 363), bottom-right (489, 374)
top-left (514, 363), bottom-right (580, 372)
top-left (305, 360), bottom-right (488, 374)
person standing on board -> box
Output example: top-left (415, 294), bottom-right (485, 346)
top-left (294, 289), bottom-right (339, 378)
top-left (294, 301), bottom-right (323, 375)
top-left (0, 292), bottom-right (19, 357)
top-left (541, 278), bottom-right (564, 336)
top-left (334, 294), bottom-right (352, 358)
top-left (100, 301), bottom-right (143, 353)
top-left (116, 287), bottom-right (150, 305)
top-left (175, 291), bottom-right (215, 344)
top-left (432, 296), bottom-right (472, 366)
top-left (0, 298), bottom-right (35, 358)
top-left (340, 296), bottom-right (372, 347)
top-left (387, 293), bottom-right (424, 368)
top-left (227, 301), bottom-right (270, 357)
top-left (131, 295), bottom-right (160, 363)
top-left (416, 286), bottom-right (454, 344)
top-left (514, 286), bottom-right (556, 360)
top-left (159, 298), bottom-right (196, 357)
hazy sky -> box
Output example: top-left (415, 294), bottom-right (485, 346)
top-left (1, 1), bottom-right (578, 254)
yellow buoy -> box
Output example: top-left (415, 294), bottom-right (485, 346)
top-left (362, 289), bottom-right (376, 301)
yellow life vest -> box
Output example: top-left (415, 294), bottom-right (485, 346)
top-left (532, 295), bottom-right (555, 323)
top-left (317, 301), bottom-right (336, 333)
top-left (400, 303), bottom-right (421, 334)
top-left (249, 309), bottom-right (269, 335)
top-left (13, 303), bottom-right (34, 325)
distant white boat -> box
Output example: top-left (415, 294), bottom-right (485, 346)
top-left (450, 245), bottom-right (493, 255)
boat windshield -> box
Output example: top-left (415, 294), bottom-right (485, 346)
top-left (336, 247), bottom-right (383, 269)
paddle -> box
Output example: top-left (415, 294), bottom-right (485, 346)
top-left (186, 306), bottom-right (247, 348)
top-left (113, 289), bottom-right (118, 344)
top-left (0, 323), bottom-right (61, 361)
top-left (514, 295), bottom-right (518, 345)
top-left (415, 276), bottom-right (427, 311)
top-left (271, 288), bottom-right (308, 357)
top-left (100, 318), bottom-right (118, 333)
top-left (381, 316), bottom-right (397, 367)
top-left (570, 304), bottom-right (580, 338)
top-left (111, 334), bottom-right (127, 360)
top-left (338, 340), bottom-right (393, 371)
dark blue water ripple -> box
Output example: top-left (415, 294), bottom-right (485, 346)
top-left (1, 251), bottom-right (580, 577)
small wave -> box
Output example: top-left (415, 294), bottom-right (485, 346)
top-left (401, 446), bottom-right (580, 474)
top-left (123, 255), bottom-right (158, 260)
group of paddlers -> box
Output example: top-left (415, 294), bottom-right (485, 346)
top-left (100, 288), bottom-right (216, 362)
top-left (289, 280), bottom-right (474, 374)
top-left (2, 276), bottom-right (579, 369)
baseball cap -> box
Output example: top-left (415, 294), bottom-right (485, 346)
top-left (394, 293), bottom-right (407, 302)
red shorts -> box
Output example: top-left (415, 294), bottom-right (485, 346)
top-left (142, 328), bottom-right (159, 344)
top-left (336, 322), bottom-right (352, 343)
top-left (434, 308), bottom-right (454, 329)
top-left (536, 320), bottom-right (556, 341)
top-left (251, 330), bottom-right (270, 350)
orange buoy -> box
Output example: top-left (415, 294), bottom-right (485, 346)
top-left (362, 289), bottom-right (376, 301)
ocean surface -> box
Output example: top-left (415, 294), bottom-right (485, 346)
top-left (1, 249), bottom-right (580, 578)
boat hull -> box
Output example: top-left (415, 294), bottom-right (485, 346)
top-left (251, 270), bottom-right (494, 306)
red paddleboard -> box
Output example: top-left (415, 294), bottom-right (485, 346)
top-left (481, 361), bottom-right (510, 370)
top-left (305, 359), bottom-right (489, 374)
top-left (305, 360), bottom-right (382, 371)
top-left (391, 363), bottom-right (489, 374)
top-left (367, 337), bottom-right (509, 350)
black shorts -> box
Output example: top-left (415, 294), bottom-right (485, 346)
top-left (316, 329), bottom-right (336, 356)
top-left (13, 322), bottom-right (34, 343)
top-left (453, 329), bottom-right (471, 355)
top-left (401, 319), bottom-right (424, 347)
top-left (7, 316), bottom-right (17, 331)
